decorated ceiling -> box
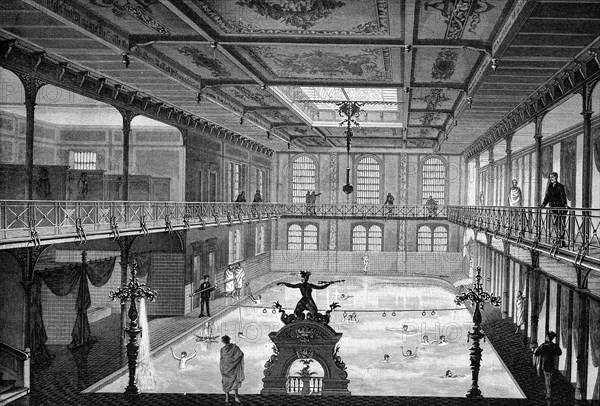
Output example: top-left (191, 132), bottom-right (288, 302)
top-left (1, 0), bottom-right (599, 154)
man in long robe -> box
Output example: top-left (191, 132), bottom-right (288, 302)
top-left (508, 179), bottom-right (522, 207)
top-left (224, 265), bottom-right (235, 297)
top-left (220, 335), bottom-right (244, 403)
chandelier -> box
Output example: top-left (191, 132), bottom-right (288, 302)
top-left (337, 101), bottom-right (363, 194)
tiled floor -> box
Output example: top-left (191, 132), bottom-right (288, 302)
top-left (9, 276), bottom-right (595, 406)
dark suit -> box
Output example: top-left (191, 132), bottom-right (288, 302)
top-left (194, 281), bottom-right (213, 316)
top-left (541, 181), bottom-right (568, 244)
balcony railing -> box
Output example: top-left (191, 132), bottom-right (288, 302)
top-left (0, 201), bottom-right (447, 249)
top-left (286, 376), bottom-right (323, 395)
top-left (448, 205), bottom-right (600, 271)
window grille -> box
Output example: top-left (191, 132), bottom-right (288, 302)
top-left (356, 156), bottom-right (380, 204)
top-left (69, 151), bottom-right (97, 170)
top-left (303, 225), bottom-right (318, 251)
top-left (417, 226), bottom-right (433, 252)
top-left (352, 225), bottom-right (367, 251)
top-left (287, 224), bottom-right (303, 250)
top-left (292, 156), bottom-right (316, 203)
top-left (422, 157), bottom-right (445, 205)
top-left (433, 226), bottom-right (448, 252)
top-left (368, 225), bottom-right (382, 251)
top-left (287, 224), bottom-right (318, 250)
top-left (417, 225), bottom-right (448, 252)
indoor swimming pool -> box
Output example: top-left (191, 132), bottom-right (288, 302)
top-left (96, 276), bottom-right (524, 398)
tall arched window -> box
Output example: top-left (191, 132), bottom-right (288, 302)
top-left (352, 224), bottom-right (383, 251)
top-left (421, 157), bottom-right (446, 204)
top-left (287, 224), bottom-right (318, 250)
top-left (292, 155), bottom-right (316, 203)
top-left (229, 228), bottom-right (242, 263)
top-left (356, 156), bottom-right (380, 204)
top-left (417, 225), bottom-right (448, 252)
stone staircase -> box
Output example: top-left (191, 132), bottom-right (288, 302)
top-left (0, 373), bottom-right (29, 406)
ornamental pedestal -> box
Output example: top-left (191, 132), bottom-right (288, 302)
top-left (261, 320), bottom-right (350, 396)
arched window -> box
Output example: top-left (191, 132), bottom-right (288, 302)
top-left (421, 157), bottom-right (446, 205)
top-left (292, 155), bottom-right (316, 203)
top-left (255, 225), bottom-right (265, 255)
top-left (356, 156), bottom-right (380, 204)
top-left (229, 228), bottom-right (242, 263)
top-left (352, 224), bottom-right (383, 251)
top-left (417, 225), bottom-right (448, 252)
top-left (287, 224), bottom-right (318, 250)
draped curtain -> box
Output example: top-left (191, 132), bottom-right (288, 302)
top-left (33, 255), bottom-right (116, 355)
top-left (589, 299), bottom-right (600, 400)
top-left (560, 286), bottom-right (571, 347)
top-left (534, 273), bottom-right (547, 317)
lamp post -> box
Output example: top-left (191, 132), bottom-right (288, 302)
top-left (454, 266), bottom-right (501, 399)
top-left (109, 260), bottom-right (157, 395)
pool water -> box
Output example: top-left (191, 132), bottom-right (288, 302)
top-left (97, 277), bottom-right (523, 398)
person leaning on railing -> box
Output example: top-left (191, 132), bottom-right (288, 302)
top-left (540, 172), bottom-right (569, 247)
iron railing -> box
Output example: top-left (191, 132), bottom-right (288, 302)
top-left (448, 205), bottom-right (600, 271)
top-left (0, 201), bottom-right (447, 249)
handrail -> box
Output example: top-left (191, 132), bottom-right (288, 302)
top-left (0, 342), bottom-right (30, 361)
top-left (447, 205), bottom-right (600, 272)
top-left (0, 342), bottom-right (30, 389)
top-left (0, 200), bottom-right (447, 249)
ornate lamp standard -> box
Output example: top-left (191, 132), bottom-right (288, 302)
top-left (337, 101), bottom-right (362, 195)
top-left (109, 260), bottom-right (157, 395)
top-left (454, 266), bottom-right (501, 399)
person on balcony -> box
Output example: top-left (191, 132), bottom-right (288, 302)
top-left (508, 179), bottom-right (522, 207)
top-left (251, 190), bottom-right (262, 216)
top-left (384, 192), bottom-right (395, 215)
top-left (308, 191), bottom-right (322, 216)
top-left (540, 172), bottom-right (568, 247)
top-left (425, 195), bottom-right (438, 217)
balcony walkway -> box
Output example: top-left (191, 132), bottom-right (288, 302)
top-left (0, 201), bottom-right (446, 250)
top-left (448, 205), bottom-right (600, 275)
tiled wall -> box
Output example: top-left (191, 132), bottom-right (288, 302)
top-left (146, 252), bottom-right (185, 316)
top-left (270, 250), bottom-right (465, 276)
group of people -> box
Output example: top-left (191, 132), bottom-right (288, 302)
top-left (509, 172), bottom-right (569, 246)
top-left (234, 190), bottom-right (264, 203)
top-left (305, 190), bottom-right (322, 215)
top-left (224, 262), bottom-right (246, 298)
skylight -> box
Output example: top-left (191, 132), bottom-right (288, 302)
top-left (299, 86), bottom-right (399, 111)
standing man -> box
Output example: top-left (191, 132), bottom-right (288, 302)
top-left (425, 195), bottom-right (438, 217)
top-left (384, 192), bottom-right (395, 215)
top-left (191, 275), bottom-right (214, 318)
top-left (540, 172), bottom-right (568, 246)
top-left (533, 331), bottom-right (562, 400)
top-left (220, 335), bottom-right (244, 403)
top-left (310, 191), bottom-right (322, 215)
